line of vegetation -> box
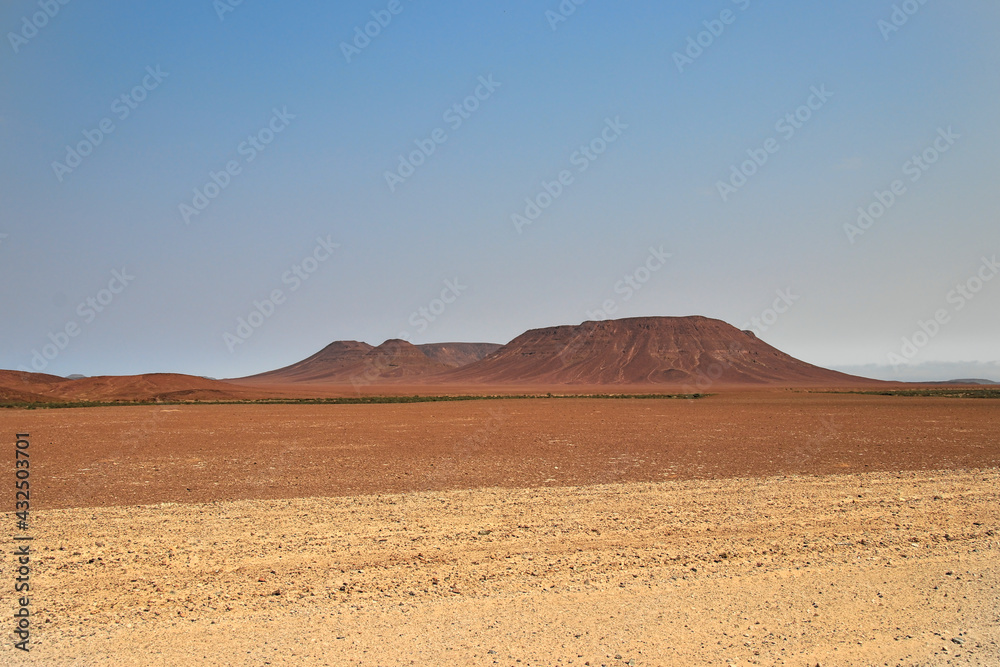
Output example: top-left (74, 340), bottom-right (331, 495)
top-left (0, 393), bottom-right (708, 410)
top-left (823, 388), bottom-right (1000, 399)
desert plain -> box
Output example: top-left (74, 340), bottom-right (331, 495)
top-left (2, 389), bottom-right (999, 666)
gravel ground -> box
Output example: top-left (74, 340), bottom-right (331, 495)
top-left (3, 468), bottom-right (998, 665)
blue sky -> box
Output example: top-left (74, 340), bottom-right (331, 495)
top-left (1, 0), bottom-right (998, 381)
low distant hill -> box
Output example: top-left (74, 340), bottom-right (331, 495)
top-left (0, 371), bottom-right (255, 403)
top-left (927, 379), bottom-right (999, 386)
top-left (239, 340), bottom-right (499, 384)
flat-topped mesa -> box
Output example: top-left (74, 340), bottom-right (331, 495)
top-left (433, 316), bottom-right (872, 386)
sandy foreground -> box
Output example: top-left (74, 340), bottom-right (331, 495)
top-left (3, 468), bottom-right (998, 666)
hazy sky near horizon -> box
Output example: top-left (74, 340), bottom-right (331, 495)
top-left (1, 1), bottom-right (998, 380)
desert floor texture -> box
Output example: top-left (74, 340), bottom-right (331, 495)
top-left (2, 391), bottom-right (998, 665)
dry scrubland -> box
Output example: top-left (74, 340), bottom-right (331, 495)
top-left (1, 392), bottom-right (998, 665)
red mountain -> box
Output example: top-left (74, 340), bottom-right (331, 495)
top-left (432, 316), bottom-right (876, 387)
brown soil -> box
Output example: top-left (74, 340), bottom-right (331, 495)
top-left (9, 392), bottom-right (998, 510)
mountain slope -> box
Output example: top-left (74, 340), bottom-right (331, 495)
top-left (240, 339), bottom-right (456, 384)
top-left (239, 341), bottom-right (375, 383)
